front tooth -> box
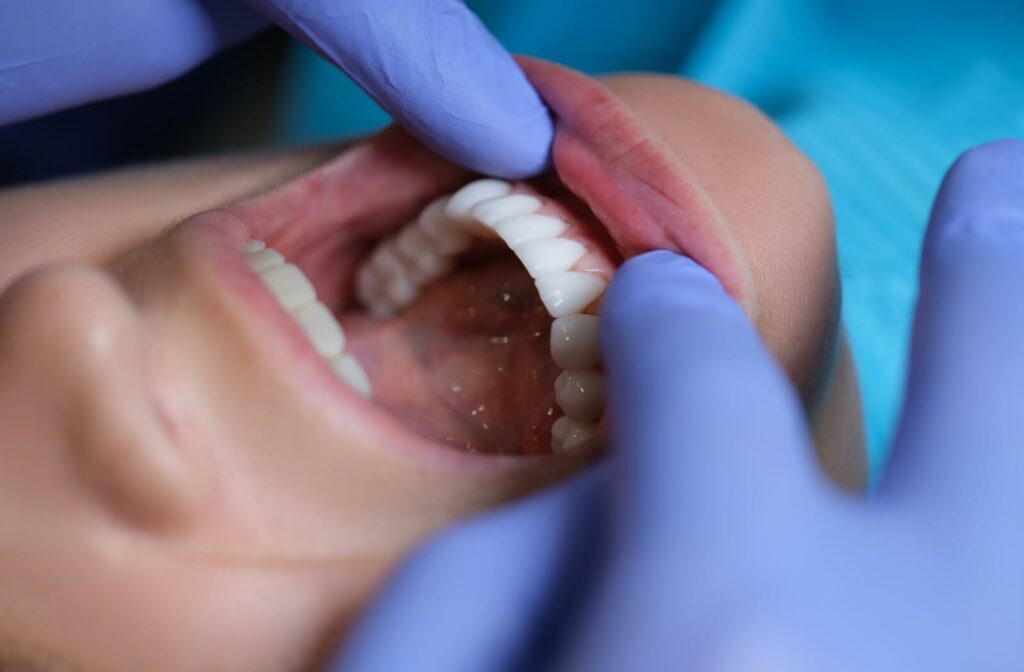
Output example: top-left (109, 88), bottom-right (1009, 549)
top-left (555, 370), bottom-right (606, 421)
top-left (552, 416), bottom-right (597, 452)
top-left (535, 272), bottom-right (608, 318)
top-left (292, 302), bottom-right (345, 357)
top-left (471, 194), bottom-right (542, 227)
top-left (331, 354), bottom-right (373, 398)
top-left (493, 214), bottom-right (568, 247)
top-left (514, 238), bottom-right (587, 279)
top-left (445, 179), bottom-right (512, 225)
top-left (550, 314), bottom-right (601, 370)
top-left (261, 263), bottom-right (315, 311)
top-left (419, 197), bottom-right (471, 254)
top-left (245, 248), bottom-right (285, 273)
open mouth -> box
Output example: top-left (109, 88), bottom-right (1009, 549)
top-left (217, 58), bottom-right (750, 459)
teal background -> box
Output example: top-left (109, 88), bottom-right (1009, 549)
top-left (276, 1), bottom-right (1024, 479)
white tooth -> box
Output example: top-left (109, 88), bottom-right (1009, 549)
top-left (558, 418), bottom-right (597, 452)
top-left (550, 315), bottom-right (601, 370)
top-left (357, 267), bottom-right (401, 318)
top-left (384, 269), bottom-right (419, 309)
top-left (260, 263), bottom-right (316, 311)
top-left (555, 370), bottom-right (606, 421)
top-left (445, 179), bottom-right (512, 225)
top-left (355, 264), bottom-right (381, 308)
top-left (419, 197), bottom-right (470, 254)
top-left (371, 244), bottom-right (420, 310)
top-left (242, 239), bottom-right (266, 253)
top-left (395, 223), bottom-right (434, 263)
top-left (406, 250), bottom-right (454, 285)
top-left (471, 194), bottom-right (542, 227)
top-left (291, 302), bottom-right (345, 357)
top-left (371, 244), bottom-right (405, 277)
top-left (514, 238), bottom-right (587, 279)
top-left (392, 223), bottom-right (456, 285)
top-left (493, 214), bottom-right (568, 247)
top-left (331, 354), bottom-right (373, 398)
top-left (245, 248), bottom-right (285, 273)
top-left (551, 415), bottom-right (573, 445)
top-left (535, 272), bottom-right (607, 318)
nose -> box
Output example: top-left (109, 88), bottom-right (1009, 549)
top-left (0, 263), bottom-right (205, 528)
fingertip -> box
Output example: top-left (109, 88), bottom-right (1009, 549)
top-left (923, 139), bottom-right (1024, 287)
top-left (929, 139), bottom-right (1024, 245)
top-left (442, 108), bottom-right (553, 179)
top-left (602, 251), bottom-right (735, 347)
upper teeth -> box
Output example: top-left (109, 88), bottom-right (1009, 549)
top-left (242, 242), bottom-right (372, 398)
top-left (355, 179), bottom-right (610, 453)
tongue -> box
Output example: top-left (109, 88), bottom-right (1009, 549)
top-left (341, 253), bottom-right (559, 455)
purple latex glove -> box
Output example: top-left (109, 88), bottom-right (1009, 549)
top-left (331, 139), bottom-right (1024, 671)
top-left (0, 0), bottom-right (551, 178)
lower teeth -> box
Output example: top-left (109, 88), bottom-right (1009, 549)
top-left (242, 242), bottom-right (372, 399)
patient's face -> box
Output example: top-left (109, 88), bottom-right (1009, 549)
top-left (0, 62), bottom-right (844, 671)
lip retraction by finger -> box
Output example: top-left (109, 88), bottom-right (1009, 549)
top-left (355, 178), bottom-right (615, 453)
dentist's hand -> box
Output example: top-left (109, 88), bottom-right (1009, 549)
top-left (330, 139), bottom-right (1024, 671)
top-left (0, 0), bottom-right (551, 178)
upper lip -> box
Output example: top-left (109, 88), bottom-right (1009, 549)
top-left (517, 56), bottom-right (756, 315)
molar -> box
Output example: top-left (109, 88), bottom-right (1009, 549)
top-left (555, 369), bottom-right (606, 421)
top-left (418, 196), bottom-right (471, 254)
top-left (550, 314), bottom-right (601, 370)
top-left (551, 416), bottom-right (597, 453)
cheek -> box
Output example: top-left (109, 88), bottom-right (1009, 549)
top-left (658, 109), bottom-right (839, 399)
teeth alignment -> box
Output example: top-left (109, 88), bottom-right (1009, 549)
top-left (356, 179), bottom-right (608, 453)
top-left (242, 241), bottom-right (372, 398)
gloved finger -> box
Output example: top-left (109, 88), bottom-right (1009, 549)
top-left (600, 252), bottom-right (822, 547)
top-left (882, 139), bottom-right (1024, 506)
top-left (246, 0), bottom-right (552, 179)
top-left (1, 0), bottom-right (266, 126)
top-left (331, 467), bottom-right (604, 672)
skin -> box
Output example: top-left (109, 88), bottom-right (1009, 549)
top-left (0, 74), bottom-right (864, 672)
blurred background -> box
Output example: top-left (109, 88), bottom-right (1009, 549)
top-left (3, 0), bottom-right (1023, 477)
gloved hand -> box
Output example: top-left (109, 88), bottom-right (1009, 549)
top-left (0, 0), bottom-right (551, 178)
top-left (330, 138), bottom-right (1024, 671)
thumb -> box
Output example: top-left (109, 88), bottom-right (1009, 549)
top-left (600, 251), bottom-right (820, 546)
